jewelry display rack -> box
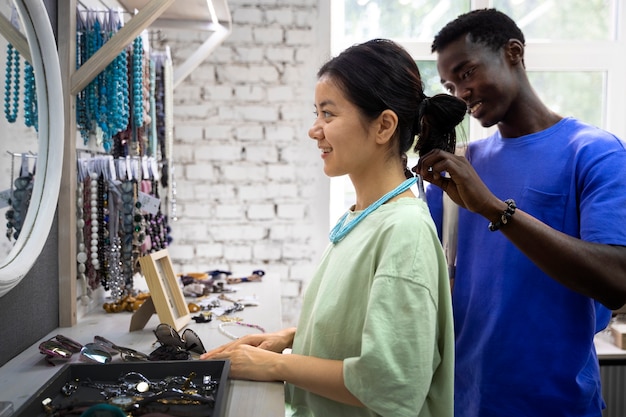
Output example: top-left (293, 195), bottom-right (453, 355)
top-left (0, 4), bottom-right (286, 416)
top-left (56, 0), bottom-right (232, 327)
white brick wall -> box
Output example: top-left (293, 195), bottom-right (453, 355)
top-left (163, 0), bottom-right (329, 327)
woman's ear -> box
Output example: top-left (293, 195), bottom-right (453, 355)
top-left (375, 109), bottom-right (398, 145)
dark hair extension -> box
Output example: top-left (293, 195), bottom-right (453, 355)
top-left (414, 94), bottom-right (467, 156)
top-left (432, 8), bottom-right (525, 54)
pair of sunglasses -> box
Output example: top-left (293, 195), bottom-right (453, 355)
top-left (153, 323), bottom-right (206, 355)
top-left (93, 335), bottom-right (149, 362)
top-left (38, 335), bottom-right (82, 363)
top-left (38, 335), bottom-right (112, 365)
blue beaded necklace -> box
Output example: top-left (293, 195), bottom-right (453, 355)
top-left (76, 12), bottom-right (89, 142)
top-left (4, 43), bottom-right (20, 123)
top-left (329, 177), bottom-right (417, 244)
top-left (132, 36), bottom-right (144, 128)
top-left (23, 61), bottom-right (38, 131)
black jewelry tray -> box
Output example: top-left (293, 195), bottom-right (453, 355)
top-left (12, 359), bottom-right (230, 417)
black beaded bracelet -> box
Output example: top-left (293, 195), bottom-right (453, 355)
top-left (488, 199), bottom-right (517, 232)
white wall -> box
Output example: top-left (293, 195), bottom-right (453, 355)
top-left (161, 0), bottom-right (331, 327)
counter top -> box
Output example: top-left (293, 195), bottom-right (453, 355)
top-left (0, 274), bottom-right (285, 416)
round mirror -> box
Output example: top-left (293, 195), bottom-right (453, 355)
top-left (0, 0), bottom-right (63, 297)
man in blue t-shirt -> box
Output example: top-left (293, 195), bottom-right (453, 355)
top-left (416, 8), bottom-right (626, 417)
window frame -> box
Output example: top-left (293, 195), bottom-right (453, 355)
top-left (327, 0), bottom-right (626, 223)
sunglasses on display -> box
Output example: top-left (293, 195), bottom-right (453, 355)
top-left (39, 335), bottom-right (111, 365)
top-left (93, 335), bottom-right (150, 362)
top-left (38, 335), bottom-right (150, 365)
top-left (149, 323), bottom-right (206, 361)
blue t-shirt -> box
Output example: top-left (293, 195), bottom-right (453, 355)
top-left (426, 118), bottom-right (626, 417)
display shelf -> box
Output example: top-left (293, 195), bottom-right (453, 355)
top-left (0, 11), bottom-right (30, 63)
top-left (57, 0), bottom-right (232, 327)
top-left (75, 0), bottom-right (232, 90)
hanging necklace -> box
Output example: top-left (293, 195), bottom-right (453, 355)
top-left (23, 61), bottom-right (38, 130)
top-left (4, 43), bottom-right (20, 123)
top-left (132, 36), bottom-right (144, 128)
top-left (329, 177), bottom-right (417, 244)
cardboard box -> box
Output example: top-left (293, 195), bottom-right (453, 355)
top-left (12, 360), bottom-right (230, 417)
top-left (610, 322), bottom-right (626, 349)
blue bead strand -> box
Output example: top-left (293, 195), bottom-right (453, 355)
top-left (23, 61), bottom-right (38, 131)
top-left (76, 28), bottom-right (90, 143)
top-left (85, 18), bottom-right (99, 140)
top-left (4, 44), bottom-right (20, 123)
top-left (132, 37), bottom-right (144, 128)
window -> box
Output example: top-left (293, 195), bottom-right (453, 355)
top-left (329, 0), bottom-right (626, 223)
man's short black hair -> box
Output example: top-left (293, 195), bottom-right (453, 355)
top-left (432, 8), bottom-right (525, 53)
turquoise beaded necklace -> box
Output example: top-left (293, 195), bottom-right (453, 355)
top-left (4, 43), bottom-right (20, 123)
top-left (132, 36), bottom-right (144, 128)
top-left (329, 177), bottom-right (417, 244)
top-left (75, 9), bottom-right (131, 147)
top-left (23, 61), bottom-right (37, 131)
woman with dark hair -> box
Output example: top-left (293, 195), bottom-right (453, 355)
top-left (202, 38), bottom-right (466, 417)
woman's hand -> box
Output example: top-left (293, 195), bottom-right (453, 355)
top-left (207, 344), bottom-right (283, 381)
top-left (201, 327), bottom-right (296, 358)
top-left (204, 328), bottom-right (363, 405)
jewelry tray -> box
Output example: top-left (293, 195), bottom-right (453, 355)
top-left (12, 359), bottom-right (230, 417)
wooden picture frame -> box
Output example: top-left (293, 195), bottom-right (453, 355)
top-left (137, 249), bottom-right (190, 331)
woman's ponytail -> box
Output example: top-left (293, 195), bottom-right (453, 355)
top-left (413, 94), bottom-right (467, 156)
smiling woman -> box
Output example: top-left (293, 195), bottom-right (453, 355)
top-left (0, 0), bottom-right (64, 298)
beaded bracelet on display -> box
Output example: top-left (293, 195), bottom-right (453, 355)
top-left (218, 321), bottom-right (266, 340)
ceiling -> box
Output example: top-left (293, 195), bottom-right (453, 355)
top-left (77, 0), bottom-right (231, 29)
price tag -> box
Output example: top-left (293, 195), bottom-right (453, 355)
top-left (138, 191), bottom-right (160, 215)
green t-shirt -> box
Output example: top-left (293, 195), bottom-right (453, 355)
top-left (285, 198), bottom-right (454, 417)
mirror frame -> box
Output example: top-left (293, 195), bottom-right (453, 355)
top-left (0, 0), bottom-right (63, 297)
